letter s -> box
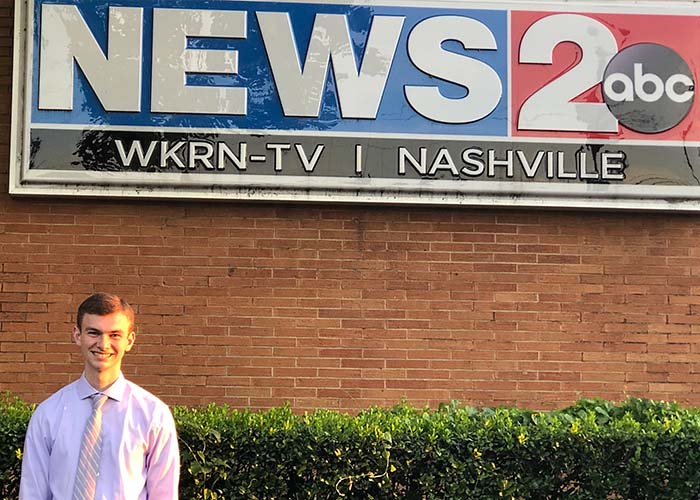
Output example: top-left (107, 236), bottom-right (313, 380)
top-left (404, 16), bottom-right (502, 124)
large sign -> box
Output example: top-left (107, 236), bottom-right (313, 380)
top-left (11, 0), bottom-right (700, 209)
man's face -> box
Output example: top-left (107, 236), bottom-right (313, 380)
top-left (72, 312), bottom-right (135, 379)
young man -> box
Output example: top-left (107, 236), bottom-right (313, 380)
top-left (19, 293), bottom-right (180, 499)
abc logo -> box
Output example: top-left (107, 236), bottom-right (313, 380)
top-left (602, 43), bottom-right (695, 133)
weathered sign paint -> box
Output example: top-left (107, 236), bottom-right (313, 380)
top-left (11, 0), bottom-right (700, 209)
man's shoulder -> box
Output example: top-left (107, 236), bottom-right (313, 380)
top-left (36, 379), bottom-right (80, 408)
top-left (123, 379), bottom-right (174, 420)
top-left (123, 379), bottom-right (166, 404)
top-left (30, 379), bottom-right (80, 422)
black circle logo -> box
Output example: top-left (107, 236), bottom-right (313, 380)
top-left (602, 43), bottom-right (695, 134)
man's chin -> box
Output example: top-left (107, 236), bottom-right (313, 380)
top-left (87, 357), bottom-right (115, 371)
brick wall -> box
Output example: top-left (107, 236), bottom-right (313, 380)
top-left (2, 1), bottom-right (700, 412)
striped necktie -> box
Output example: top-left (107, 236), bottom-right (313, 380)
top-left (73, 394), bottom-right (108, 500)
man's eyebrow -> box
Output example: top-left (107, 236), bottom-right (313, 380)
top-left (85, 327), bottom-right (125, 334)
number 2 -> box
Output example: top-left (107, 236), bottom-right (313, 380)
top-left (518, 14), bottom-right (618, 133)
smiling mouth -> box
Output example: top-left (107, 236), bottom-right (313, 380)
top-left (91, 352), bottom-right (113, 359)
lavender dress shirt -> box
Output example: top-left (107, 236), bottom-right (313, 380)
top-left (19, 373), bottom-right (180, 499)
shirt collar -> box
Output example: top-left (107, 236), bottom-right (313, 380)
top-left (77, 372), bottom-right (127, 402)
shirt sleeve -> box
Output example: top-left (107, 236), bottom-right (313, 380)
top-left (19, 409), bottom-right (51, 500)
top-left (145, 406), bottom-right (180, 499)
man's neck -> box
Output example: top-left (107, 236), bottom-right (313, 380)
top-left (85, 370), bottom-right (120, 392)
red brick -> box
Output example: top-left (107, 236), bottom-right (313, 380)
top-left (2, 11), bottom-right (700, 411)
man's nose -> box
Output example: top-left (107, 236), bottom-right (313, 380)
top-left (96, 334), bottom-right (108, 349)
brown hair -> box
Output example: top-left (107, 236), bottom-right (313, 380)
top-left (76, 293), bottom-right (135, 331)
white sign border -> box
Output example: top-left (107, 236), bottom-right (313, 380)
top-left (10, 0), bottom-right (700, 211)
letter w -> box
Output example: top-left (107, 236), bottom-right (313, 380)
top-left (115, 140), bottom-right (157, 167)
top-left (257, 12), bottom-right (403, 119)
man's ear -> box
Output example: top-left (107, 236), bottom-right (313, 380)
top-left (72, 325), bottom-right (81, 345)
top-left (125, 331), bottom-right (136, 352)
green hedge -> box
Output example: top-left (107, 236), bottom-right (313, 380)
top-left (4, 394), bottom-right (700, 499)
top-left (0, 394), bottom-right (33, 500)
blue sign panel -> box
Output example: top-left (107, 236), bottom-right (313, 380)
top-left (31, 0), bottom-right (509, 136)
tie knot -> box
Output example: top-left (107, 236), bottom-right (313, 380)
top-left (92, 394), bottom-right (108, 410)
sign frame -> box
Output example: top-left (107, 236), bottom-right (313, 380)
top-left (11, 0), bottom-right (700, 210)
